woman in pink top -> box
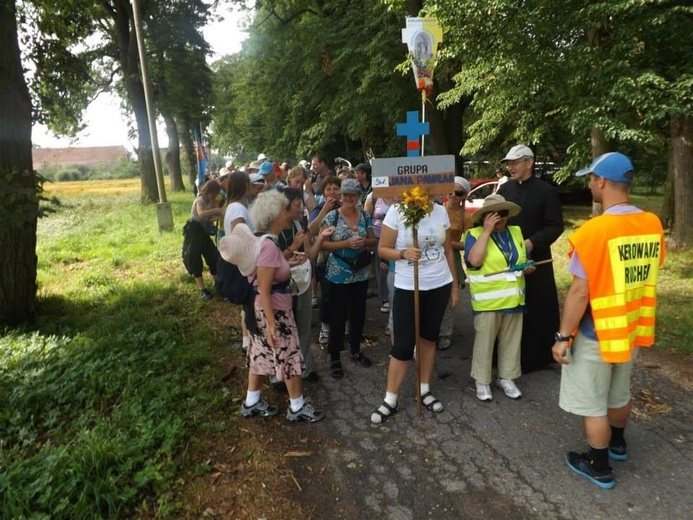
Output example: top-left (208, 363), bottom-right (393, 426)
top-left (239, 191), bottom-right (325, 423)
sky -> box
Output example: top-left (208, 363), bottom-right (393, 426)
top-left (31, 5), bottom-right (249, 150)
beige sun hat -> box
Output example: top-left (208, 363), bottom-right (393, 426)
top-left (471, 194), bottom-right (521, 224)
top-left (218, 223), bottom-right (260, 276)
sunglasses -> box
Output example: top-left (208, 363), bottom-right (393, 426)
top-left (453, 190), bottom-right (467, 197)
top-left (485, 209), bottom-right (510, 218)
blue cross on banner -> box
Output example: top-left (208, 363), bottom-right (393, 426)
top-left (396, 111), bottom-right (429, 157)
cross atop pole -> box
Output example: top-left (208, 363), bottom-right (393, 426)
top-left (396, 111), bottom-right (430, 157)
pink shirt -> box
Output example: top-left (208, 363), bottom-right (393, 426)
top-left (252, 238), bottom-right (292, 311)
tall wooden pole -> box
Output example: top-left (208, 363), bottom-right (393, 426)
top-left (414, 90), bottom-right (426, 416)
top-left (413, 230), bottom-right (422, 416)
top-left (131, 0), bottom-right (173, 231)
top-left (420, 90), bottom-right (426, 157)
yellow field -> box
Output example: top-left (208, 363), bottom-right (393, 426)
top-left (43, 178), bottom-right (142, 196)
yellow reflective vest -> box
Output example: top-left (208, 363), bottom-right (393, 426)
top-left (569, 211), bottom-right (665, 362)
top-left (466, 226), bottom-right (527, 312)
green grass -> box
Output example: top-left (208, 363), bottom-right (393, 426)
top-left (1, 185), bottom-right (237, 518)
top-left (552, 195), bottom-right (693, 353)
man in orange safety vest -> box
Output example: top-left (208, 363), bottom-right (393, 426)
top-left (552, 152), bottom-right (665, 490)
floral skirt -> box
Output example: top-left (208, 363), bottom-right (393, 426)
top-left (248, 308), bottom-right (304, 381)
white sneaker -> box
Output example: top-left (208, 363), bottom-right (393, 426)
top-left (475, 382), bottom-right (492, 402)
top-left (496, 378), bottom-right (522, 399)
top-left (318, 329), bottom-right (329, 345)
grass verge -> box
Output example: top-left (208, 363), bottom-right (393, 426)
top-left (1, 181), bottom-right (242, 518)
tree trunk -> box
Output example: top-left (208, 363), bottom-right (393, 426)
top-left (590, 127), bottom-right (613, 216)
top-left (444, 99), bottom-right (469, 174)
top-left (0, 0), bottom-right (38, 325)
top-left (162, 112), bottom-right (185, 191)
top-left (661, 157), bottom-right (675, 230)
top-left (113, 0), bottom-right (158, 203)
top-left (407, 0), bottom-right (422, 15)
top-left (670, 113), bottom-right (693, 249)
top-left (427, 98), bottom-right (448, 157)
top-left (179, 117), bottom-right (197, 190)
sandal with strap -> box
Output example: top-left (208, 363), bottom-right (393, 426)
top-left (370, 401), bottom-right (398, 425)
top-left (330, 360), bottom-right (344, 379)
top-left (421, 391), bottom-right (444, 413)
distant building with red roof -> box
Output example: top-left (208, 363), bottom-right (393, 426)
top-left (32, 146), bottom-right (131, 167)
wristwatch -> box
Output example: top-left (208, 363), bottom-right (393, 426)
top-left (554, 332), bottom-right (574, 343)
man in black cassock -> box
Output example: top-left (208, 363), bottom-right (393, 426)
top-left (497, 145), bottom-right (564, 372)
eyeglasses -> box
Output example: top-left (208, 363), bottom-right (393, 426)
top-left (486, 210), bottom-right (510, 218)
top-left (453, 190), bottom-right (467, 197)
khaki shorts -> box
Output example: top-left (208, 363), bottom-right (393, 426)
top-left (559, 331), bottom-right (638, 417)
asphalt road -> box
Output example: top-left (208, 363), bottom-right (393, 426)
top-left (283, 285), bottom-right (692, 520)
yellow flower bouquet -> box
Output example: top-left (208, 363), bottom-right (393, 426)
top-left (400, 185), bottom-right (432, 228)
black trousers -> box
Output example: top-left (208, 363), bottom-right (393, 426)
top-left (327, 280), bottom-right (368, 360)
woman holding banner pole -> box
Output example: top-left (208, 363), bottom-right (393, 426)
top-left (370, 191), bottom-right (459, 424)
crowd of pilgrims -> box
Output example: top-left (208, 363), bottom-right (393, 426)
top-left (182, 147), bottom-right (564, 424)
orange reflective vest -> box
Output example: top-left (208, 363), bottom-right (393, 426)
top-left (569, 211), bottom-right (665, 362)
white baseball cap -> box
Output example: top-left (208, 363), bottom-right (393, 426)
top-left (500, 145), bottom-right (534, 163)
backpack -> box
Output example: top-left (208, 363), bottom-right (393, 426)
top-left (215, 237), bottom-right (293, 305)
top-left (215, 258), bottom-right (254, 304)
top-left (217, 228), bottom-right (287, 335)
top-left (216, 228), bottom-right (275, 305)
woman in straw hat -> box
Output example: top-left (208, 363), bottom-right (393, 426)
top-left (238, 190), bottom-right (325, 423)
top-left (463, 194), bottom-right (535, 402)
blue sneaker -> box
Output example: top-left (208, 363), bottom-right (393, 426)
top-left (608, 444), bottom-right (628, 461)
top-left (566, 451), bottom-right (615, 489)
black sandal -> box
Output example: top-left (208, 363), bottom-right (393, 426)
top-left (421, 391), bottom-right (443, 413)
top-left (330, 360), bottom-right (344, 379)
top-left (370, 401), bottom-right (398, 424)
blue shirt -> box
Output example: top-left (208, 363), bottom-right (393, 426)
top-left (324, 209), bottom-right (372, 284)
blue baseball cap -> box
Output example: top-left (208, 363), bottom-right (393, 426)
top-left (258, 161), bottom-right (274, 176)
top-left (576, 152), bottom-right (634, 184)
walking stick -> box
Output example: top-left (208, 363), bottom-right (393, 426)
top-left (483, 258), bottom-right (553, 277)
top-left (413, 227), bottom-right (422, 416)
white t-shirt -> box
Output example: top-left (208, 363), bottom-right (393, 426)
top-left (382, 203), bottom-right (453, 291)
top-left (224, 202), bottom-right (253, 235)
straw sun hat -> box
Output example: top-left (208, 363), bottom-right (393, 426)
top-left (471, 194), bottom-right (521, 224)
top-left (218, 223), bottom-right (260, 276)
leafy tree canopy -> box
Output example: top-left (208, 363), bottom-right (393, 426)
top-left (212, 0), bottom-right (421, 163)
